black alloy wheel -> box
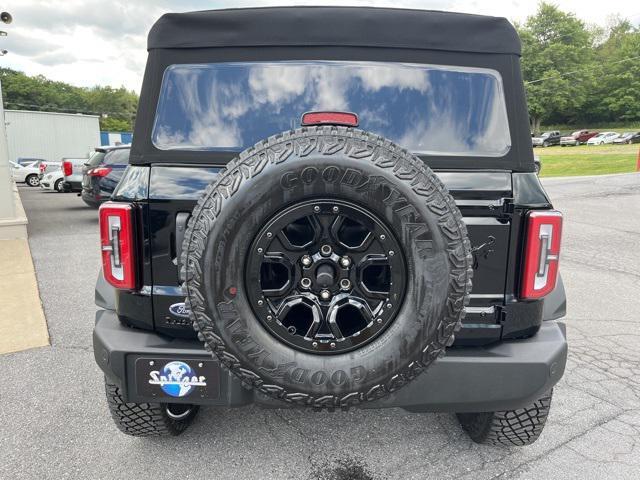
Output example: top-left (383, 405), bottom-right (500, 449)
top-left (245, 199), bottom-right (405, 354)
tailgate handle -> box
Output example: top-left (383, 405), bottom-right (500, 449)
top-left (175, 212), bottom-right (190, 272)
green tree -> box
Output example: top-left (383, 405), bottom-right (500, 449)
top-left (0, 68), bottom-right (138, 130)
top-left (100, 116), bottom-right (131, 132)
top-left (590, 20), bottom-right (640, 122)
top-left (517, 3), bottom-right (596, 133)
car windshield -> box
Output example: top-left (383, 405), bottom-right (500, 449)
top-left (152, 61), bottom-right (511, 157)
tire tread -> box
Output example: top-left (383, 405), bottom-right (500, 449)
top-left (457, 390), bottom-right (553, 446)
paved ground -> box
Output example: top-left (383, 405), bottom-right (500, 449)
top-left (1, 174), bottom-right (639, 480)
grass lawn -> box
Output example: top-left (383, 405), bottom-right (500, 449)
top-left (536, 143), bottom-right (639, 177)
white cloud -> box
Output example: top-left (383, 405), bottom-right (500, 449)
top-left (0, 0), bottom-right (638, 92)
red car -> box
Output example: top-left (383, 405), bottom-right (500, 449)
top-left (560, 129), bottom-right (599, 146)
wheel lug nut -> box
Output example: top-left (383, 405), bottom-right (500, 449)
top-left (266, 315), bottom-right (273, 321)
top-left (320, 245), bottom-right (332, 257)
top-left (300, 278), bottom-right (312, 289)
top-left (313, 206), bottom-right (320, 213)
top-left (380, 234), bottom-right (386, 240)
top-left (340, 279), bottom-right (351, 290)
top-left (320, 289), bottom-right (331, 300)
top-left (301, 255), bottom-right (312, 267)
top-left (332, 206), bottom-right (339, 213)
top-left (388, 250), bottom-right (395, 257)
top-left (312, 341), bottom-right (318, 348)
top-left (377, 318), bottom-right (383, 324)
top-left (330, 342), bottom-right (336, 349)
top-left (257, 300), bottom-right (264, 306)
top-left (386, 303), bottom-right (393, 309)
top-left (339, 256), bottom-right (351, 268)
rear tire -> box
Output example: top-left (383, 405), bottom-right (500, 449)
top-left (456, 390), bottom-right (553, 446)
top-left (26, 174), bottom-right (39, 187)
top-left (104, 378), bottom-right (199, 437)
top-left (54, 179), bottom-right (64, 192)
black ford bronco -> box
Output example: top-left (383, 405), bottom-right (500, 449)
top-left (93, 7), bottom-right (567, 446)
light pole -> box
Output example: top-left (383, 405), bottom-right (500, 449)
top-left (0, 10), bottom-right (14, 220)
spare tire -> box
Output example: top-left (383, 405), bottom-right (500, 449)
top-left (181, 126), bottom-right (472, 408)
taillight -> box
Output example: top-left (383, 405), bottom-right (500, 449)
top-left (40, 163), bottom-right (46, 173)
top-left (520, 210), bottom-right (563, 299)
top-left (62, 161), bottom-right (72, 177)
top-left (99, 202), bottom-right (136, 290)
top-left (89, 166), bottom-right (112, 177)
top-left (301, 111), bottom-right (359, 127)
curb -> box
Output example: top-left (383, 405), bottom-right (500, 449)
top-left (0, 185), bottom-right (49, 355)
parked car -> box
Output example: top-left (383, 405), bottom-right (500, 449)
top-left (560, 130), bottom-right (598, 146)
top-left (10, 161), bottom-right (41, 187)
top-left (94, 7), bottom-right (567, 447)
top-left (15, 157), bottom-right (46, 167)
top-left (61, 157), bottom-right (89, 192)
top-left (38, 160), bottom-right (62, 180)
top-left (612, 131), bottom-right (640, 145)
top-left (81, 145), bottom-right (130, 207)
top-left (531, 131), bottom-right (561, 147)
top-left (586, 132), bottom-right (620, 145)
top-left (40, 169), bottom-right (66, 192)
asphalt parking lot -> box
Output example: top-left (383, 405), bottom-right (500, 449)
top-left (2, 174), bottom-right (639, 480)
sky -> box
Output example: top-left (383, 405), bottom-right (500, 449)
top-left (1, 0), bottom-right (639, 92)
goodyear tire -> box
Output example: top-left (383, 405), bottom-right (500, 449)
top-left (181, 127), bottom-right (472, 408)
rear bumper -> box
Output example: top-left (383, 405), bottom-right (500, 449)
top-left (93, 309), bottom-right (567, 413)
top-left (63, 180), bottom-right (82, 192)
top-left (81, 189), bottom-right (101, 207)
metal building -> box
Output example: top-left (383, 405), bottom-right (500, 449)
top-left (4, 110), bottom-right (101, 163)
top-left (100, 131), bottom-right (133, 146)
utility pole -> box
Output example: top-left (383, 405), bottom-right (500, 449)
top-left (0, 10), bottom-right (13, 219)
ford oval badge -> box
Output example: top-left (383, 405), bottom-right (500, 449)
top-left (169, 302), bottom-right (190, 318)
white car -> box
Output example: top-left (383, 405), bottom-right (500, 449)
top-left (40, 169), bottom-right (66, 192)
top-left (586, 132), bottom-right (619, 145)
top-left (10, 161), bottom-right (41, 187)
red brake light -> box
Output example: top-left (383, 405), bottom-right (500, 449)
top-left (62, 161), bottom-right (72, 177)
top-left (520, 210), bottom-right (563, 299)
top-left (40, 163), bottom-right (46, 173)
top-left (99, 202), bottom-right (136, 290)
top-left (89, 167), bottom-right (112, 177)
top-left (301, 111), bottom-right (359, 127)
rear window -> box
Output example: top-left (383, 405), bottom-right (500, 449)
top-left (87, 151), bottom-right (105, 167)
top-left (152, 61), bottom-right (511, 157)
top-left (104, 149), bottom-right (130, 166)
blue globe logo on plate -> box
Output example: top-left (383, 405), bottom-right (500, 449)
top-left (160, 361), bottom-right (196, 397)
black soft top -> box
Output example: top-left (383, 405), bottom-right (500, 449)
top-left (148, 6), bottom-right (521, 56)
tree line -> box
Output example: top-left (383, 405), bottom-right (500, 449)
top-left (0, 68), bottom-right (138, 131)
top-left (1, 2), bottom-right (638, 134)
top-left (519, 2), bottom-right (640, 133)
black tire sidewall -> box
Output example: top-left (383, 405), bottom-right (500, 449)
top-left (185, 128), bottom-right (471, 406)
